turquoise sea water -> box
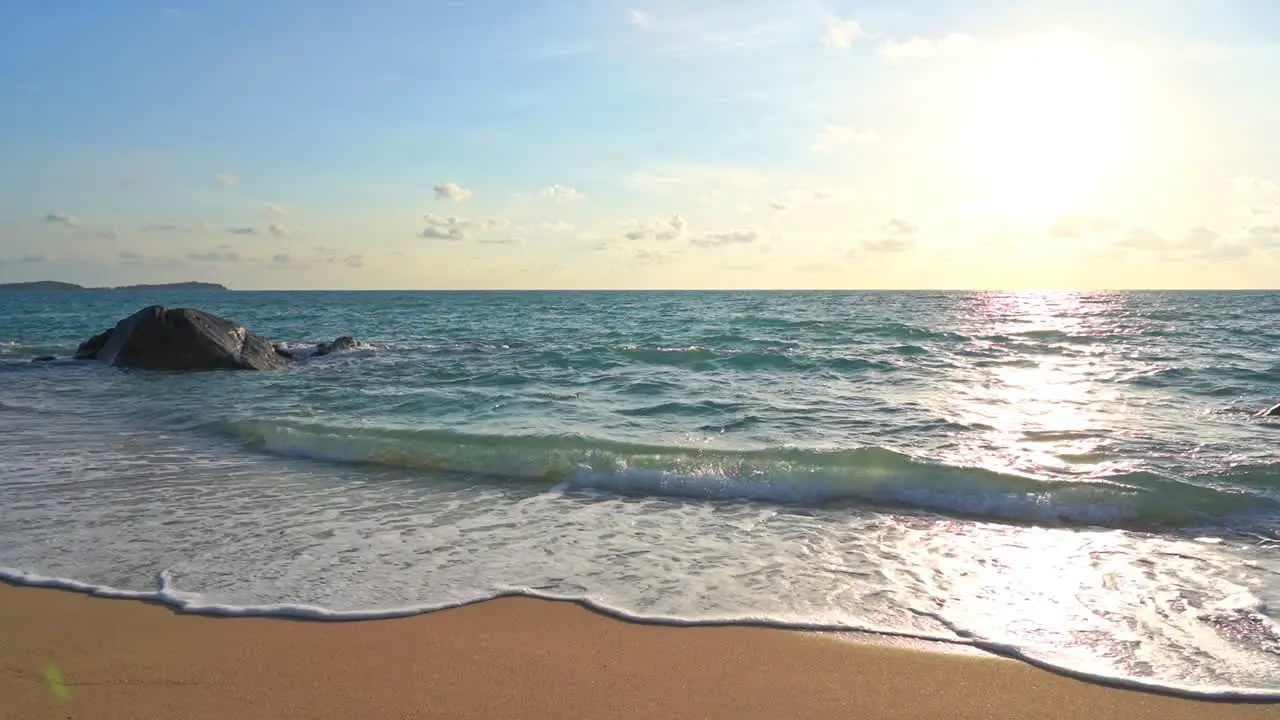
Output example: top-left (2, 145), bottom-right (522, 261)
top-left (1, 289), bottom-right (1278, 697)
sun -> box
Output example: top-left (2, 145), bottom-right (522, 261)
top-left (962, 32), bottom-right (1133, 221)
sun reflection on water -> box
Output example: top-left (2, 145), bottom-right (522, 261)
top-left (944, 291), bottom-right (1139, 481)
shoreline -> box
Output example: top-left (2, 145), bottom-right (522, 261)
top-left (3, 583), bottom-right (1277, 719)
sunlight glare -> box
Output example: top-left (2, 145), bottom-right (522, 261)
top-left (963, 33), bottom-right (1133, 221)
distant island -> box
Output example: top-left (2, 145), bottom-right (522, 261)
top-left (0, 281), bottom-right (230, 291)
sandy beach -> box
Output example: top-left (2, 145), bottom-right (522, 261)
top-left (0, 583), bottom-right (1274, 720)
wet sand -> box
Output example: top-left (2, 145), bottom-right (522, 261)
top-left (1, 583), bottom-right (1275, 719)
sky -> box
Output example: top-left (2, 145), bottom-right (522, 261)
top-left (1, 0), bottom-right (1278, 290)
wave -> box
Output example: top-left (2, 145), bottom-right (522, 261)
top-left (3, 567), bottom-right (1275, 701)
top-left (0, 340), bottom-right (73, 358)
top-left (208, 419), bottom-right (1278, 531)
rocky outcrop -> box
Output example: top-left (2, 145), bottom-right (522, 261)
top-left (75, 306), bottom-right (292, 371)
top-left (74, 329), bottom-right (114, 360)
top-left (31, 355), bottom-right (56, 362)
top-left (313, 336), bottom-right (360, 358)
top-left (274, 336), bottom-right (363, 361)
top-left (1262, 404), bottom-right (1280, 418)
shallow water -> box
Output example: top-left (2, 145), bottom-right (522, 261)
top-left (1, 289), bottom-right (1278, 697)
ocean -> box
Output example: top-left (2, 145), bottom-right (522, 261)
top-left (1, 289), bottom-right (1278, 698)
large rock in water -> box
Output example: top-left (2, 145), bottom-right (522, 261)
top-left (1263, 403), bottom-right (1280, 417)
top-left (76, 305), bottom-right (292, 371)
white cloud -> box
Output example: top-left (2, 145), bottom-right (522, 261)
top-left (541, 220), bottom-right (575, 232)
top-left (623, 214), bottom-right (686, 242)
top-left (539, 184), bottom-right (586, 202)
top-left (1249, 224), bottom-right (1280, 246)
top-left (691, 229), bottom-right (759, 248)
top-left (213, 173), bottom-right (239, 187)
top-left (629, 9), bottom-right (650, 29)
top-left (327, 253), bottom-right (364, 268)
top-left (635, 248), bottom-right (674, 264)
top-left (1185, 227), bottom-right (1221, 246)
top-left (420, 215), bottom-right (470, 240)
top-left (228, 226), bottom-right (258, 235)
top-left (43, 212), bottom-right (81, 227)
top-left (268, 223), bottom-right (291, 239)
top-left (1117, 226), bottom-right (1168, 251)
top-left (189, 246), bottom-right (241, 263)
top-left (810, 125), bottom-right (874, 153)
top-left (479, 237), bottom-right (524, 246)
top-left (863, 218), bottom-right (919, 253)
top-left (879, 34), bottom-right (976, 61)
top-left (433, 182), bottom-right (473, 202)
top-left (822, 19), bottom-right (863, 49)
top-left (419, 214), bottom-right (508, 241)
top-left (262, 203), bottom-right (291, 218)
top-left (149, 220), bottom-right (189, 233)
top-left (96, 224), bottom-right (121, 239)
top-left (769, 201), bottom-right (790, 211)
top-left (885, 218), bottom-right (918, 235)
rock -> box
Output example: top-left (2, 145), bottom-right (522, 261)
top-left (77, 305), bottom-right (293, 371)
top-left (1262, 403), bottom-right (1280, 418)
top-left (31, 355), bottom-right (56, 362)
top-left (312, 335), bottom-right (360, 358)
top-left (74, 328), bottom-right (114, 360)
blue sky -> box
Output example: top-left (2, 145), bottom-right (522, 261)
top-left (1, 0), bottom-right (1278, 289)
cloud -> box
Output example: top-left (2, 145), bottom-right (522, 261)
top-left (1048, 215), bottom-right (1121, 238)
top-left (885, 218), bottom-right (918, 235)
top-left (1174, 226), bottom-right (1252, 262)
top-left (272, 253), bottom-right (291, 264)
top-left (419, 214), bottom-right (509, 241)
top-left (691, 229), bottom-right (759, 248)
top-left (43, 212), bottom-right (81, 227)
top-left (420, 215), bottom-right (469, 240)
top-left (262, 203), bottom-right (290, 218)
top-left (635, 248), bottom-right (676, 264)
top-left (623, 214), bottom-right (686, 242)
top-left (540, 220), bottom-right (575, 232)
top-left (863, 217), bottom-right (919, 253)
top-left (1248, 224), bottom-right (1280, 246)
top-left (188, 246), bottom-right (241, 263)
top-left (539, 184), bottom-right (586, 202)
top-left (119, 251), bottom-right (144, 263)
top-left (479, 236), bottom-right (524, 246)
top-left (213, 173), bottom-right (239, 187)
top-left (810, 125), bottom-right (874, 153)
top-left (327, 254), bottom-right (363, 268)
top-left (149, 220), bottom-right (189, 233)
top-left (822, 19), bottom-right (863, 49)
top-left (228, 226), bottom-right (258, 235)
top-left (879, 34), bottom-right (976, 61)
top-left (1116, 227), bottom-right (1167, 251)
top-left (20, 254), bottom-right (46, 264)
top-left (96, 224), bottom-right (121, 239)
top-left (268, 223), bottom-right (291, 239)
top-left (629, 9), bottom-right (650, 29)
top-left (770, 201), bottom-right (790, 211)
top-left (433, 182), bottom-right (472, 202)
top-left (1185, 227), bottom-right (1221, 246)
